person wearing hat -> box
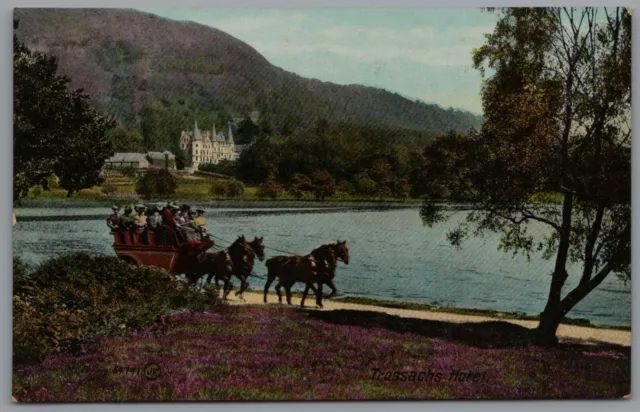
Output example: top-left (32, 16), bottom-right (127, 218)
top-left (194, 208), bottom-right (209, 241)
top-left (134, 205), bottom-right (148, 229)
top-left (160, 204), bottom-right (178, 246)
top-left (106, 205), bottom-right (122, 231)
top-left (178, 204), bottom-right (191, 225)
top-left (121, 205), bottom-right (135, 230)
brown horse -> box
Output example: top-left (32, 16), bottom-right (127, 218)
top-left (172, 240), bottom-right (235, 299)
top-left (229, 235), bottom-right (265, 300)
top-left (263, 254), bottom-right (321, 307)
top-left (300, 240), bottom-right (350, 306)
top-left (205, 235), bottom-right (265, 301)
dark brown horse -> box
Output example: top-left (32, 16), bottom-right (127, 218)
top-left (263, 254), bottom-right (321, 307)
top-left (300, 240), bottom-right (350, 306)
top-left (171, 241), bottom-right (235, 298)
top-left (206, 235), bottom-right (265, 301)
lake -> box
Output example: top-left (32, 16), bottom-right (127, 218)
top-left (12, 204), bottom-right (631, 327)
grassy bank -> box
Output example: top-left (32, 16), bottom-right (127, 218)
top-left (23, 173), bottom-right (422, 203)
top-left (13, 305), bottom-right (630, 401)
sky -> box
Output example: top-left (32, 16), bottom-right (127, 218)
top-left (140, 8), bottom-right (500, 114)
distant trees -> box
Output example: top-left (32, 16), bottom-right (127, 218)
top-left (14, 18), bottom-right (115, 200)
top-left (235, 122), bottom-right (430, 198)
top-left (419, 7), bottom-right (631, 345)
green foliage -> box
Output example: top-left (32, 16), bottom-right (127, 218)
top-left (198, 160), bottom-right (238, 176)
top-left (107, 121), bottom-right (144, 152)
top-left (209, 179), bottom-right (230, 197)
top-left (289, 173), bottom-right (313, 200)
top-left (13, 19), bottom-right (115, 201)
top-left (227, 178), bottom-right (245, 197)
top-left (13, 254), bottom-right (219, 364)
top-left (419, 7), bottom-right (631, 339)
top-left (258, 178), bottom-right (284, 200)
top-left (208, 178), bottom-right (245, 198)
top-left (135, 168), bottom-right (178, 198)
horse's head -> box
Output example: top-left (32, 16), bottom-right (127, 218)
top-left (251, 236), bottom-right (265, 261)
top-left (333, 240), bottom-right (350, 265)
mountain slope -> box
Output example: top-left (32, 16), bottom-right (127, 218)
top-left (14, 8), bottom-right (483, 134)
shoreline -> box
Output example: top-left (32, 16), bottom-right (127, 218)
top-left (249, 289), bottom-right (630, 331)
top-left (15, 198), bottom-right (423, 209)
top-left (227, 291), bottom-right (632, 346)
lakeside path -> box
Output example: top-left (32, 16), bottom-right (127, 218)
top-left (227, 291), bottom-right (631, 347)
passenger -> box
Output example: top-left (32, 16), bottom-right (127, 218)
top-left (179, 204), bottom-right (191, 225)
top-left (106, 205), bottom-right (122, 231)
top-left (195, 208), bottom-right (209, 240)
top-left (134, 205), bottom-right (148, 244)
top-left (160, 204), bottom-right (178, 246)
top-left (107, 205), bottom-right (125, 243)
top-left (121, 205), bottom-right (134, 230)
top-left (134, 205), bottom-right (148, 229)
top-left (188, 210), bottom-right (198, 229)
top-left (171, 206), bottom-right (186, 243)
top-left (148, 205), bottom-right (163, 228)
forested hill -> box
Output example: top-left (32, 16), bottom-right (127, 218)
top-left (14, 8), bottom-right (483, 137)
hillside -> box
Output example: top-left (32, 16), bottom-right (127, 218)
top-left (14, 8), bottom-right (483, 136)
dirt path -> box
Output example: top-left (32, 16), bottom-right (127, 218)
top-left (225, 291), bottom-right (631, 347)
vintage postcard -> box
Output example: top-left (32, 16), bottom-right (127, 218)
top-left (12, 7), bottom-right (631, 401)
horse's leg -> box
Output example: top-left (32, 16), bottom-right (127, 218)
top-left (301, 282), bottom-right (320, 308)
top-left (237, 276), bottom-right (247, 302)
top-left (284, 282), bottom-right (294, 305)
top-left (263, 275), bottom-right (276, 303)
top-left (315, 282), bottom-right (324, 308)
top-left (275, 281), bottom-right (284, 304)
top-left (301, 284), bottom-right (311, 307)
top-left (326, 279), bottom-right (338, 298)
top-left (222, 278), bottom-right (233, 301)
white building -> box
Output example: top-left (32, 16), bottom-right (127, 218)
top-left (179, 120), bottom-right (238, 170)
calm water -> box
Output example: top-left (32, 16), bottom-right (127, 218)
top-left (13, 205), bottom-right (631, 326)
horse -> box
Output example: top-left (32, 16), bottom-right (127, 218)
top-left (171, 241), bottom-right (235, 298)
top-left (205, 235), bottom-right (265, 301)
top-left (263, 254), bottom-right (322, 307)
top-left (300, 240), bottom-right (350, 307)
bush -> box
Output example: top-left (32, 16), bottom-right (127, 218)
top-left (310, 170), bottom-right (336, 201)
top-left (336, 180), bottom-right (355, 195)
top-left (135, 168), bottom-right (178, 198)
top-left (227, 178), bottom-right (245, 196)
top-left (258, 178), bottom-right (283, 200)
top-left (13, 253), bottom-right (219, 364)
top-left (355, 174), bottom-right (378, 196)
top-left (209, 179), bottom-right (230, 197)
top-left (289, 173), bottom-right (313, 200)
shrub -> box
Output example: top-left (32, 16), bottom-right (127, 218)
top-left (30, 185), bottom-right (43, 198)
top-left (310, 170), bottom-right (336, 201)
top-left (227, 178), bottom-right (245, 196)
top-left (13, 253), bottom-right (219, 364)
top-left (209, 179), bottom-right (230, 197)
top-left (355, 174), bottom-right (377, 196)
top-left (135, 168), bottom-right (177, 198)
top-left (336, 180), bottom-right (355, 195)
top-left (258, 178), bottom-right (283, 200)
top-left (289, 173), bottom-right (313, 200)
